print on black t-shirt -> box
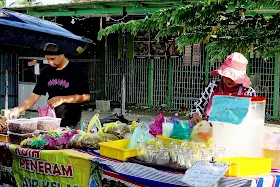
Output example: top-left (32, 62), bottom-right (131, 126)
top-left (33, 62), bottom-right (90, 127)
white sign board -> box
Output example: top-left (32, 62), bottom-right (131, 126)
top-left (181, 161), bottom-right (230, 187)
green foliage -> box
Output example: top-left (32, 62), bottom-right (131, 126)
top-left (9, 0), bottom-right (42, 6)
top-left (98, 0), bottom-right (280, 63)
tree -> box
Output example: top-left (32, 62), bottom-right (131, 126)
top-left (98, 0), bottom-right (280, 63)
top-left (9, 0), bottom-right (42, 6)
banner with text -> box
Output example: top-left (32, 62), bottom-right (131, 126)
top-left (9, 145), bottom-right (93, 187)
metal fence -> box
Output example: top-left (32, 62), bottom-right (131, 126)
top-left (104, 42), bottom-right (280, 118)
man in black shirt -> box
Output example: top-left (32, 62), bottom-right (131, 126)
top-left (9, 54), bottom-right (90, 128)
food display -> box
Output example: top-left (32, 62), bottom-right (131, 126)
top-left (103, 122), bottom-right (130, 139)
top-left (32, 117), bottom-right (61, 131)
top-left (7, 119), bottom-right (37, 134)
top-left (70, 132), bottom-right (103, 149)
top-left (8, 131), bottom-right (39, 145)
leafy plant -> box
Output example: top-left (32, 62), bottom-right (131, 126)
top-left (9, 0), bottom-right (42, 6)
top-left (98, 0), bottom-right (280, 63)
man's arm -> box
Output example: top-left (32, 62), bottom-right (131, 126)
top-left (62, 94), bottom-right (90, 103)
top-left (9, 93), bottom-right (41, 119)
top-left (18, 93), bottom-right (41, 112)
top-left (47, 94), bottom-right (90, 108)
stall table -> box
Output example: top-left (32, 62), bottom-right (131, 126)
top-left (0, 143), bottom-right (279, 187)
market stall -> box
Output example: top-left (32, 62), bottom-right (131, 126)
top-left (0, 95), bottom-right (280, 187)
top-left (0, 143), bottom-right (280, 187)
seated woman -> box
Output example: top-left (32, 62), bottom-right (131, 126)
top-left (190, 52), bottom-right (256, 124)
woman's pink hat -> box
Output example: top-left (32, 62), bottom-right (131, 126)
top-left (211, 52), bottom-right (252, 87)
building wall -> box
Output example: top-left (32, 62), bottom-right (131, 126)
top-left (0, 53), bottom-right (18, 109)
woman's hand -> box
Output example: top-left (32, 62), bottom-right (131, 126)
top-left (191, 113), bottom-right (202, 125)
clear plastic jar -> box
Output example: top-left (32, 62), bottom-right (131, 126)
top-left (156, 148), bottom-right (170, 165)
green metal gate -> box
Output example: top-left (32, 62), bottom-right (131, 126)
top-left (104, 39), bottom-right (280, 118)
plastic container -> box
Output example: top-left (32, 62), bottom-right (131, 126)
top-left (7, 119), bottom-right (37, 134)
top-left (99, 139), bottom-right (136, 161)
top-left (32, 117), bottom-right (61, 131)
top-left (261, 129), bottom-right (280, 168)
top-left (212, 96), bottom-right (266, 158)
top-left (8, 131), bottom-right (39, 145)
top-left (96, 100), bottom-right (111, 112)
top-left (217, 157), bottom-right (272, 177)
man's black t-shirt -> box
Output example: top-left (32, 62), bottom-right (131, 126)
top-left (33, 62), bottom-right (90, 127)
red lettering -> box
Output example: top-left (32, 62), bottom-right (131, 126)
top-left (25, 159), bottom-right (30, 170)
top-left (19, 158), bottom-right (25, 168)
top-left (38, 161), bottom-right (44, 173)
top-left (61, 165), bottom-right (73, 177)
top-left (30, 159), bottom-right (37, 172)
top-left (15, 147), bottom-right (20, 156)
top-left (44, 162), bottom-right (52, 175)
top-left (31, 150), bottom-right (41, 159)
top-left (52, 164), bottom-right (62, 176)
top-left (22, 149), bottom-right (28, 157)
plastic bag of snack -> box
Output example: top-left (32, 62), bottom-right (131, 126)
top-left (128, 121), bottom-right (138, 133)
top-left (20, 137), bottom-right (33, 148)
top-left (190, 120), bottom-right (212, 143)
top-left (77, 132), bottom-right (103, 149)
top-left (30, 135), bottom-right (48, 150)
top-left (127, 122), bottom-right (156, 149)
top-left (99, 132), bottom-right (119, 142)
top-left (69, 133), bottom-right (82, 148)
top-left (149, 112), bottom-right (165, 136)
top-left (169, 119), bottom-right (191, 140)
top-left (87, 114), bottom-right (102, 133)
top-left (103, 121), bottom-right (129, 139)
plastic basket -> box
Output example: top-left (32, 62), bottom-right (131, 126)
top-left (217, 157), bottom-right (272, 177)
top-left (156, 135), bottom-right (183, 146)
top-left (99, 139), bottom-right (136, 161)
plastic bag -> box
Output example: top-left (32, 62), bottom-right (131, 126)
top-left (78, 132), bottom-right (103, 149)
top-left (128, 121), bottom-right (138, 133)
top-left (127, 122), bottom-right (156, 149)
top-left (69, 133), bottom-right (82, 148)
top-left (69, 130), bottom-right (103, 149)
top-left (99, 133), bottom-right (119, 142)
top-left (190, 120), bottom-right (212, 143)
top-left (103, 121), bottom-right (130, 139)
top-left (149, 112), bottom-right (165, 136)
top-left (44, 131), bottom-right (77, 150)
top-left (87, 114), bottom-right (102, 133)
top-left (38, 105), bottom-right (56, 117)
top-left (169, 119), bottom-right (191, 140)
top-left (162, 118), bottom-right (174, 138)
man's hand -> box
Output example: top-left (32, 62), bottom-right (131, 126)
top-left (8, 107), bottom-right (21, 120)
top-left (47, 96), bottom-right (64, 108)
top-left (190, 113), bottom-right (202, 125)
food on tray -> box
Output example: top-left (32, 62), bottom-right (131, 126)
top-left (32, 117), bottom-right (61, 131)
top-left (7, 119), bottom-right (37, 134)
top-left (8, 131), bottom-right (39, 145)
